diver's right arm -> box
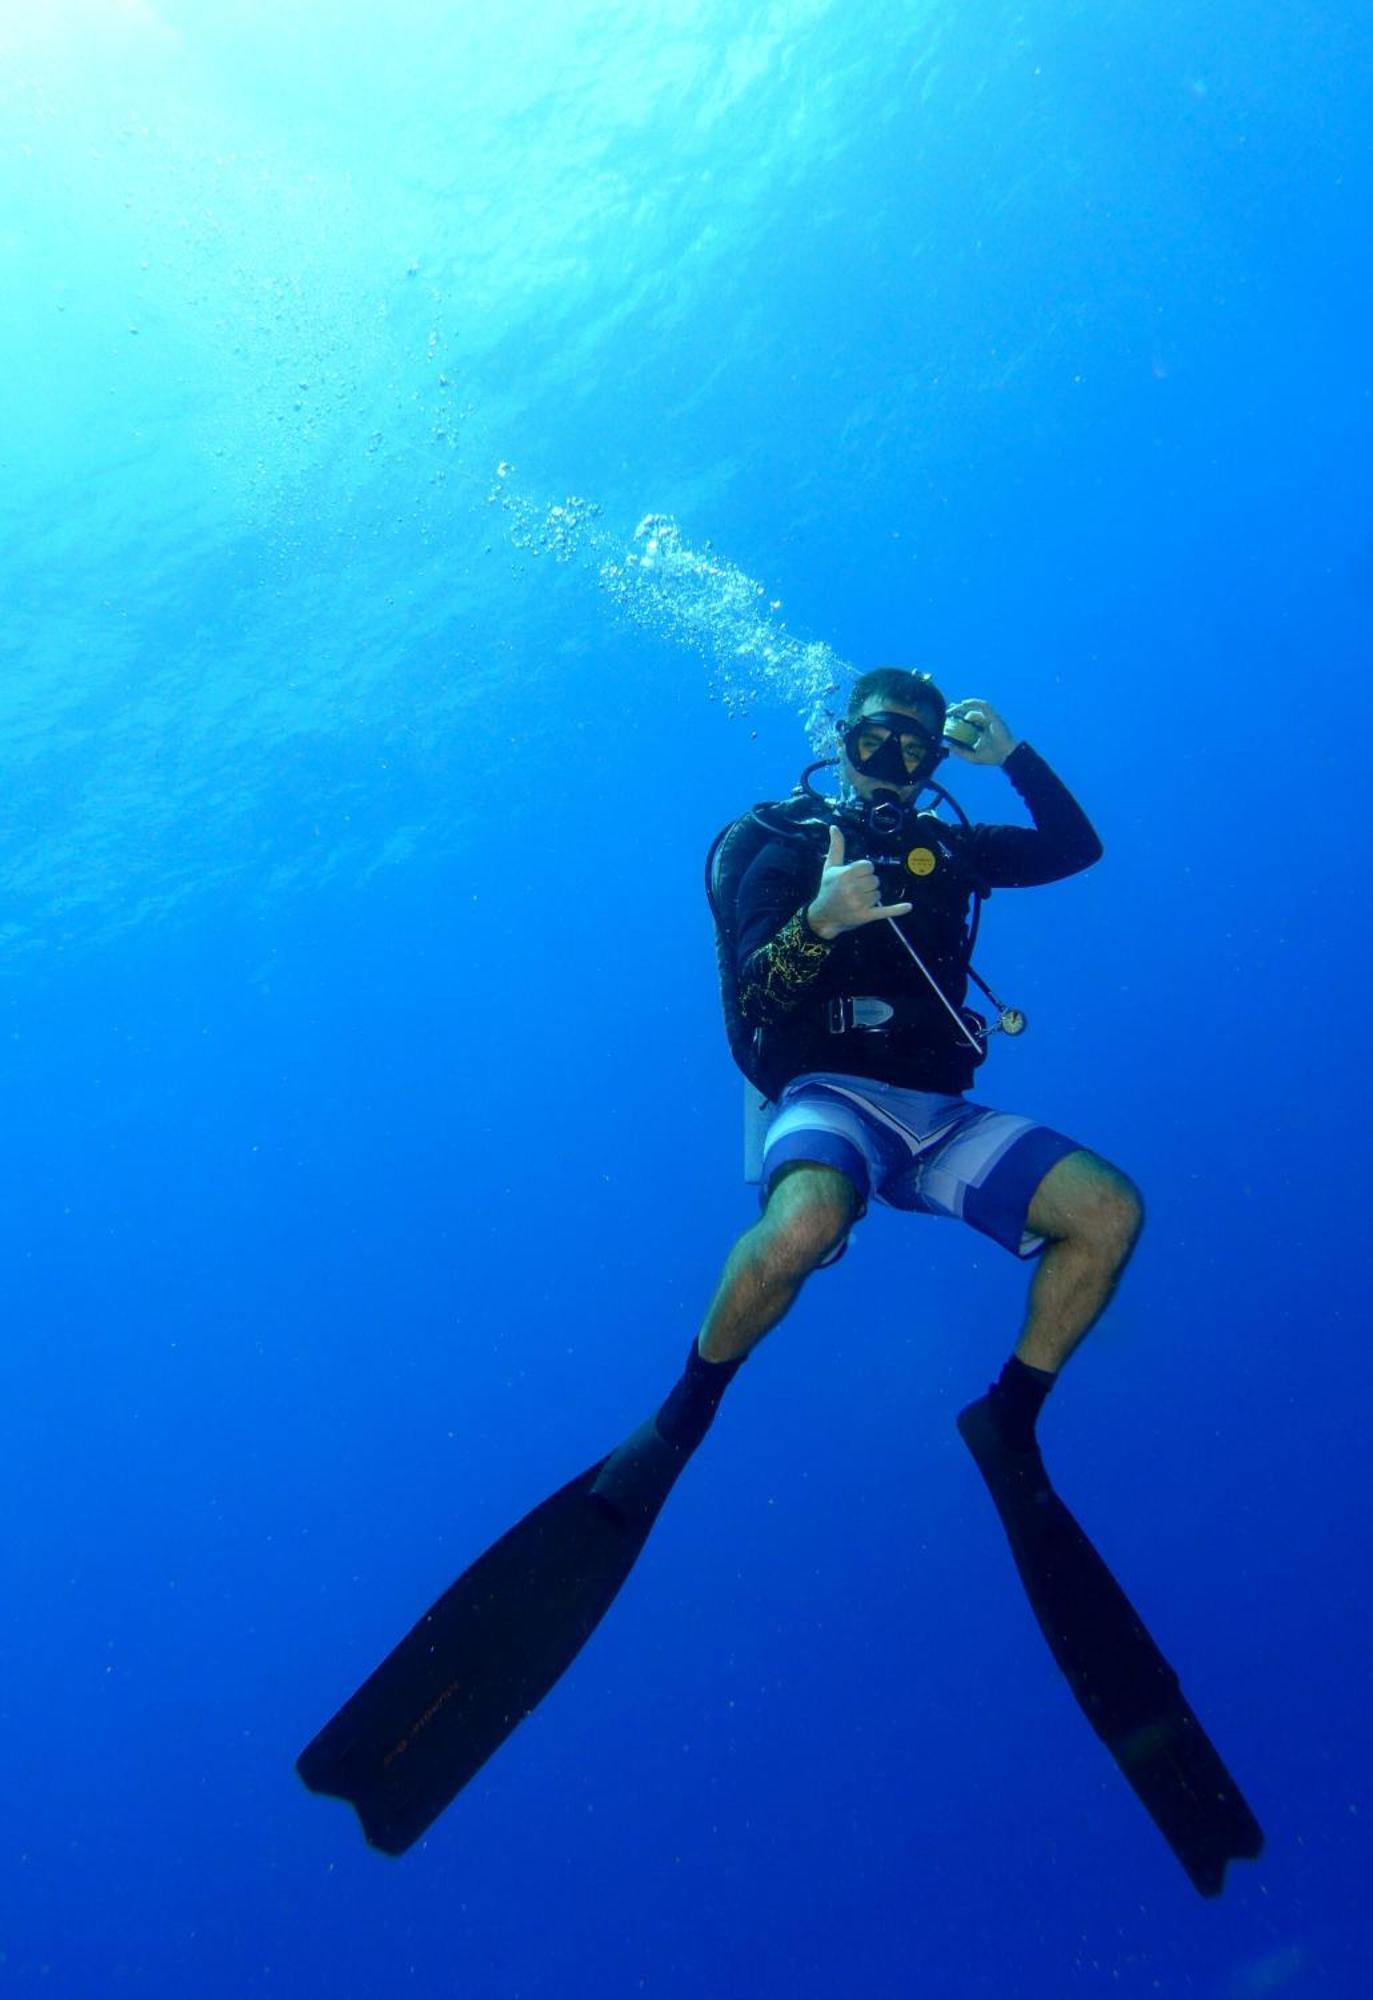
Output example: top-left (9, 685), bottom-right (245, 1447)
top-left (735, 826), bottom-right (911, 1027)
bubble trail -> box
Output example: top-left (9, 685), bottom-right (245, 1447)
top-left (488, 467), bottom-right (848, 751)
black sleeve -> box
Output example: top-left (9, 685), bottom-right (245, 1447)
top-left (962, 742), bottom-right (1103, 889)
top-left (733, 839), bottom-right (833, 1027)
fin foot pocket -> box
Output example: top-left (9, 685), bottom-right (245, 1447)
top-left (589, 1417), bottom-right (687, 1522)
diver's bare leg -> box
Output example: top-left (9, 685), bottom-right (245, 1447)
top-left (1016, 1149), bottom-right (1144, 1374)
top-left (698, 1163), bottom-right (858, 1365)
top-left (592, 1164), bottom-right (858, 1512)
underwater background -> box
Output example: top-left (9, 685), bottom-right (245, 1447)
top-left (3, 1), bottom-right (1371, 1993)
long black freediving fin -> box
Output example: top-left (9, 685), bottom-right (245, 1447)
top-left (957, 1394), bottom-right (1263, 1897)
top-left (296, 1419), bottom-right (686, 1855)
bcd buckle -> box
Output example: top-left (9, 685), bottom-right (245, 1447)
top-left (827, 996), bottom-right (896, 1034)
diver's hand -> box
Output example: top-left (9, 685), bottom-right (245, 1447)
top-left (806, 825), bottom-right (912, 940)
top-left (946, 699), bottom-right (1020, 766)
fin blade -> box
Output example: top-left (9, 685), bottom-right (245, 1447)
top-left (958, 1396), bottom-right (1263, 1896)
top-left (297, 1456), bottom-right (667, 1854)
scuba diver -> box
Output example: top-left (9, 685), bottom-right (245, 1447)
top-left (298, 668), bottom-right (1263, 1896)
top-left (693, 666), bottom-right (1128, 1394)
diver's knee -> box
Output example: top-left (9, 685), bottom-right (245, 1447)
top-left (780, 1208), bottom-right (856, 1272)
top-left (770, 1206), bottom-right (848, 1275)
top-left (1083, 1170), bottom-right (1145, 1263)
top-left (760, 1169), bottom-right (857, 1275)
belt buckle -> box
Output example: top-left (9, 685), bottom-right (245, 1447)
top-left (826, 996), bottom-right (854, 1034)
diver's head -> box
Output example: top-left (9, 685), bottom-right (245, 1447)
top-left (839, 667), bottom-right (948, 806)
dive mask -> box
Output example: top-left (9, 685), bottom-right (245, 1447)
top-left (842, 710), bottom-right (941, 786)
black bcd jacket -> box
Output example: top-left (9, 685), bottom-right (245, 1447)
top-left (733, 742), bottom-right (1102, 1096)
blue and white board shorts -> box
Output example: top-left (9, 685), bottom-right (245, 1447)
top-left (758, 1071), bottom-right (1082, 1259)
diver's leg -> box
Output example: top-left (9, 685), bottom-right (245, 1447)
top-left (697, 1162), bottom-right (860, 1364)
top-left (1016, 1148), bottom-right (1144, 1374)
top-left (592, 1162), bottom-right (858, 1515)
top-left (977, 1147), bottom-right (1143, 1451)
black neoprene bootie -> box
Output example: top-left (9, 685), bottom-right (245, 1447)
top-left (591, 1342), bottom-right (744, 1521)
top-left (981, 1354), bottom-right (1057, 1453)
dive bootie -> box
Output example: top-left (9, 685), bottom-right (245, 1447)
top-left (957, 1392), bottom-right (1264, 1896)
top-left (297, 1346), bottom-right (737, 1854)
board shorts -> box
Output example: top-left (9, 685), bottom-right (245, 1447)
top-left (756, 1071), bottom-right (1082, 1260)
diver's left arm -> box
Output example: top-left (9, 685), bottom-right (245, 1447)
top-left (948, 699), bottom-right (1103, 888)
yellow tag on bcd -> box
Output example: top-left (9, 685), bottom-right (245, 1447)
top-left (906, 847), bottom-right (937, 877)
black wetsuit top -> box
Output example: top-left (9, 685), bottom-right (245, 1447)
top-left (734, 743), bottom-right (1102, 1096)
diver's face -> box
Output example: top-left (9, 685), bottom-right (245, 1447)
top-left (840, 699), bottom-right (941, 802)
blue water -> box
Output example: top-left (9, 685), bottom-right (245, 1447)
top-left (3, 2), bottom-right (1371, 1992)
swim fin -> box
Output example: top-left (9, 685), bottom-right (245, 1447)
top-left (957, 1394), bottom-right (1263, 1897)
top-left (296, 1418), bottom-right (688, 1855)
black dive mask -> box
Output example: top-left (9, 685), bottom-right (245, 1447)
top-left (842, 710), bottom-right (941, 788)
